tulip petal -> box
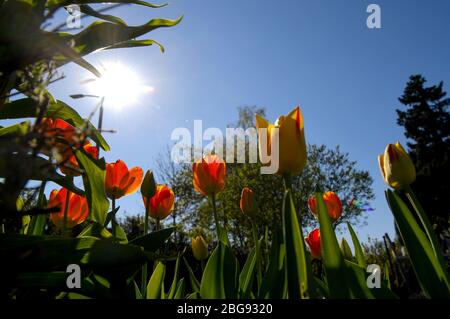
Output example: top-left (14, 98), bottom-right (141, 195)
top-left (255, 114), bottom-right (269, 129)
top-left (123, 167), bottom-right (144, 196)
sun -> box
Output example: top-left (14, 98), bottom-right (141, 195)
top-left (86, 61), bottom-right (154, 109)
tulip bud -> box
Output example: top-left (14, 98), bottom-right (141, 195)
top-left (141, 170), bottom-right (157, 198)
top-left (240, 187), bottom-right (259, 218)
top-left (192, 235), bottom-right (209, 261)
top-left (340, 238), bottom-right (353, 261)
top-left (378, 142), bottom-right (416, 190)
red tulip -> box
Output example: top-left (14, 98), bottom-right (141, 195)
top-left (142, 185), bottom-right (175, 220)
top-left (48, 188), bottom-right (89, 229)
top-left (305, 228), bottom-right (321, 259)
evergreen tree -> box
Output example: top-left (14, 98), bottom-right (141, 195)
top-left (397, 75), bottom-right (450, 234)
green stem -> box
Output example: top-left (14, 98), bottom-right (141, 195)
top-left (141, 196), bottom-right (150, 298)
top-left (283, 173), bottom-right (293, 191)
top-left (210, 194), bottom-right (221, 241)
top-left (96, 97), bottom-right (105, 156)
top-left (111, 197), bottom-right (117, 239)
top-left (156, 218), bottom-right (161, 231)
top-left (28, 181), bottom-right (47, 235)
top-left (251, 221), bottom-right (262, 290)
top-left (62, 189), bottom-right (70, 236)
top-left (0, 224), bottom-right (4, 234)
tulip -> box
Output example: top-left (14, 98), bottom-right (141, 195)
top-left (192, 235), bottom-right (209, 261)
top-left (240, 187), bottom-right (259, 217)
top-left (41, 118), bottom-right (77, 141)
top-left (255, 106), bottom-right (307, 176)
top-left (192, 154), bottom-right (226, 196)
top-left (308, 191), bottom-right (342, 221)
top-left (142, 185), bottom-right (175, 220)
top-left (48, 188), bottom-right (89, 229)
top-left (305, 228), bottom-right (321, 259)
top-left (60, 142), bottom-right (98, 176)
top-left (105, 160), bottom-right (143, 199)
top-left (378, 142), bottom-right (416, 190)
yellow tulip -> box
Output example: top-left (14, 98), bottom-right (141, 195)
top-left (255, 106), bottom-right (307, 176)
top-left (378, 142), bottom-right (416, 190)
top-left (192, 235), bottom-right (209, 261)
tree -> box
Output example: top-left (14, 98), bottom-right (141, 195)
top-left (156, 106), bottom-right (375, 252)
top-left (397, 75), bottom-right (450, 234)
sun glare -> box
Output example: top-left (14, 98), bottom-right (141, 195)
top-left (87, 61), bottom-right (154, 109)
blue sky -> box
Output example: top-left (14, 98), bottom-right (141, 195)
top-left (46, 0), bottom-right (450, 243)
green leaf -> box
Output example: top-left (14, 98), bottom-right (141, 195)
top-left (0, 234), bottom-right (150, 284)
top-left (239, 245), bottom-right (257, 298)
top-left (347, 222), bottom-right (366, 267)
top-left (46, 0), bottom-right (168, 10)
top-left (78, 221), bottom-right (113, 240)
top-left (64, 16), bottom-right (183, 58)
top-left (167, 255), bottom-right (181, 299)
top-left (0, 121), bottom-right (29, 136)
top-left (385, 190), bottom-right (450, 298)
top-left (200, 241), bottom-right (239, 299)
top-left (344, 260), bottom-right (398, 299)
top-left (173, 278), bottom-right (185, 299)
top-left (183, 257), bottom-right (200, 292)
top-left (79, 4), bottom-right (126, 25)
top-left (130, 227), bottom-right (174, 252)
top-left (316, 193), bottom-right (350, 298)
top-left (283, 190), bottom-right (312, 298)
top-left (147, 262), bottom-right (166, 299)
top-left (27, 214), bottom-right (47, 236)
top-left (75, 150), bottom-right (109, 226)
top-left (0, 154), bottom-right (83, 195)
top-left (259, 230), bottom-right (286, 299)
top-left (133, 280), bottom-right (143, 299)
top-left (104, 39), bottom-right (165, 52)
top-left (0, 98), bottom-right (110, 151)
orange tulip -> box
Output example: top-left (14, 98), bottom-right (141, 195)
top-left (193, 154), bottom-right (226, 196)
top-left (60, 142), bottom-right (98, 176)
top-left (308, 191), bottom-right (342, 221)
top-left (240, 187), bottom-right (259, 217)
top-left (305, 228), bottom-right (321, 259)
top-left (142, 185), bottom-right (175, 220)
top-left (105, 160), bottom-right (143, 199)
top-left (48, 188), bottom-right (89, 228)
